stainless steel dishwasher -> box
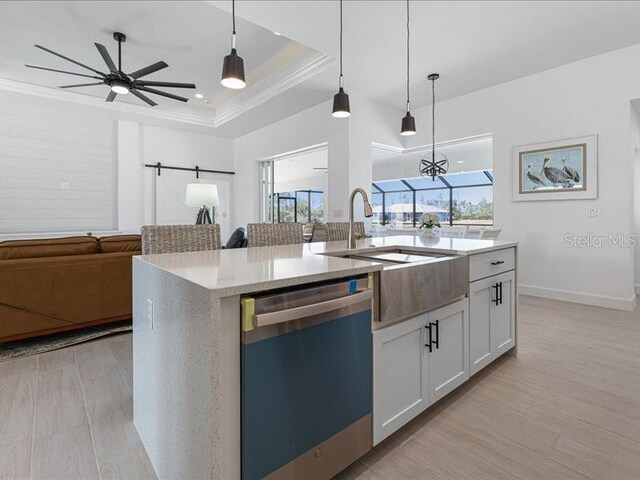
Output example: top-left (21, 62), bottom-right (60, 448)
top-left (240, 275), bottom-right (374, 480)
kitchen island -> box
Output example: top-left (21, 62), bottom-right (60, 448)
top-left (132, 236), bottom-right (518, 480)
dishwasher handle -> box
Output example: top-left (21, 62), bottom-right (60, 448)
top-left (253, 289), bottom-right (373, 328)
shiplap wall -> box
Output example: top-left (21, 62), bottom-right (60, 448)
top-left (0, 94), bottom-right (116, 234)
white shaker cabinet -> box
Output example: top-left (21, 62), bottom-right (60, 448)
top-left (372, 314), bottom-right (430, 445)
top-left (469, 270), bottom-right (516, 376)
top-left (372, 298), bottom-right (469, 445)
top-left (428, 298), bottom-right (470, 403)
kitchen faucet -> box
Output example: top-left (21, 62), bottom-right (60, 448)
top-left (348, 187), bottom-right (374, 249)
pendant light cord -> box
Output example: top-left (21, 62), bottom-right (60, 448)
top-left (232, 0), bottom-right (237, 49)
top-left (406, 0), bottom-right (410, 111)
top-left (432, 77), bottom-right (436, 162)
top-left (339, 0), bottom-right (344, 88)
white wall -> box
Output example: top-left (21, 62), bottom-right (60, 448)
top-left (118, 123), bottom-right (233, 233)
top-left (631, 102), bottom-right (640, 292)
top-left (0, 90), bottom-right (116, 234)
top-left (407, 44), bottom-right (640, 310)
top-left (233, 97), bottom-right (402, 228)
top-left (373, 137), bottom-right (493, 182)
top-left (274, 175), bottom-right (325, 193)
top-left (0, 89), bottom-right (233, 237)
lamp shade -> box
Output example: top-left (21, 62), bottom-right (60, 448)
top-left (185, 183), bottom-right (219, 207)
top-left (401, 112), bottom-right (416, 136)
top-left (332, 87), bottom-right (351, 118)
top-left (221, 48), bottom-right (246, 89)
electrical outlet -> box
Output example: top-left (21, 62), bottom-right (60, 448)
top-left (589, 206), bottom-right (598, 217)
top-left (60, 181), bottom-right (71, 190)
top-left (147, 299), bottom-right (154, 330)
top-left (333, 209), bottom-right (344, 219)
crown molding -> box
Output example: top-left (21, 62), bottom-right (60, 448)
top-left (213, 53), bottom-right (337, 127)
top-left (371, 142), bottom-right (404, 153)
top-left (263, 142), bottom-right (328, 161)
top-left (0, 52), bottom-right (336, 133)
top-left (0, 78), bottom-right (216, 128)
top-left (402, 133), bottom-right (493, 153)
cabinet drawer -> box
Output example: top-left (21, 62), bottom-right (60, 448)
top-left (469, 248), bottom-right (515, 282)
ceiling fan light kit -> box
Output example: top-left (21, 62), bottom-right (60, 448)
top-left (110, 78), bottom-right (129, 94)
top-left (332, 0), bottom-right (351, 118)
top-left (26, 31), bottom-right (196, 107)
top-left (221, 0), bottom-right (247, 89)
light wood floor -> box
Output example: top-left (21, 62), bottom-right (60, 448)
top-left (2, 295), bottom-right (640, 480)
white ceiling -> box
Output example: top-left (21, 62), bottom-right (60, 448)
top-left (219, 0), bottom-right (640, 109)
top-left (0, 0), bottom-right (328, 135)
top-left (3, 1), bottom-right (640, 138)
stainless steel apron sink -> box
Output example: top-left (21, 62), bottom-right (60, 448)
top-left (323, 248), bottom-right (469, 328)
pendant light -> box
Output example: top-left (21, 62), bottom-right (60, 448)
top-left (221, 0), bottom-right (246, 89)
top-left (332, 0), bottom-right (350, 117)
top-left (419, 73), bottom-right (449, 180)
top-left (400, 0), bottom-right (416, 136)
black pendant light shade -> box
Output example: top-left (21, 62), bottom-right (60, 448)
top-left (221, 48), bottom-right (245, 89)
top-left (401, 112), bottom-right (416, 136)
top-left (332, 0), bottom-right (351, 118)
top-left (400, 0), bottom-right (415, 135)
top-left (221, 0), bottom-right (246, 89)
top-left (332, 87), bottom-right (350, 118)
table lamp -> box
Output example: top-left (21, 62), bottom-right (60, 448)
top-left (185, 183), bottom-right (219, 224)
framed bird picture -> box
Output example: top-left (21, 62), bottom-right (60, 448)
top-left (512, 134), bottom-right (598, 201)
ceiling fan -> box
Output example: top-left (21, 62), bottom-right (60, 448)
top-left (25, 32), bottom-right (196, 107)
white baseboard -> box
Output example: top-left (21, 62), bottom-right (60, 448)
top-left (519, 284), bottom-right (637, 312)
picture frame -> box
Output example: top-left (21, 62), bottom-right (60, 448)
top-left (512, 134), bottom-right (598, 201)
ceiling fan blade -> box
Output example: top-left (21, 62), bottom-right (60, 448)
top-left (130, 89), bottom-right (157, 107)
top-left (25, 65), bottom-right (102, 80)
top-left (129, 61), bottom-right (168, 79)
top-left (135, 80), bottom-right (196, 89)
top-left (106, 91), bottom-right (117, 102)
top-left (94, 43), bottom-right (117, 72)
top-left (35, 45), bottom-right (105, 76)
top-left (136, 86), bottom-right (188, 102)
top-left (59, 82), bottom-right (104, 88)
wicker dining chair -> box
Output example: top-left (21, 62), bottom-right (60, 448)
top-left (325, 222), bottom-right (365, 242)
top-left (310, 223), bottom-right (327, 242)
top-left (247, 223), bottom-right (304, 247)
top-left (141, 224), bottom-right (222, 254)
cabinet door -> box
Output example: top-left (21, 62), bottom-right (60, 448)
top-left (492, 270), bottom-right (516, 357)
top-left (373, 314), bottom-right (430, 445)
top-left (428, 298), bottom-right (469, 404)
top-left (469, 277), bottom-right (497, 376)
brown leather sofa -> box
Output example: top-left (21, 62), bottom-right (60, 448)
top-left (0, 235), bottom-right (140, 343)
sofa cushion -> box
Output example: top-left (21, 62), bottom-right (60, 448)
top-left (0, 236), bottom-right (99, 260)
top-left (98, 235), bottom-right (141, 253)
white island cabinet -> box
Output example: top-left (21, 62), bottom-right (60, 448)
top-left (371, 245), bottom-right (518, 446)
top-left (372, 313), bottom-right (430, 444)
top-left (133, 235), bottom-right (517, 479)
top-left (469, 248), bottom-right (516, 376)
top-left (373, 298), bottom-right (469, 445)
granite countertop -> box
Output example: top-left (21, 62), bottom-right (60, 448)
top-left (135, 235), bottom-right (517, 297)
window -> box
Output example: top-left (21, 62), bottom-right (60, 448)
top-left (272, 189), bottom-right (324, 223)
top-left (372, 170), bottom-right (493, 227)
